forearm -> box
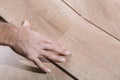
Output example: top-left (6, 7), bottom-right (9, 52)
top-left (0, 22), bottom-right (17, 46)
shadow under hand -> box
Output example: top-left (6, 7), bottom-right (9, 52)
top-left (17, 61), bottom-right (46, 74)
top-left (0, 46), bottom-right (49, 74)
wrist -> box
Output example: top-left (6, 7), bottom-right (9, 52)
top-left (0, 22), bottom-right (17, 47)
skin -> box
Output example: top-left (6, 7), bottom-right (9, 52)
top-left (0, 20), bottom-right (70, 73)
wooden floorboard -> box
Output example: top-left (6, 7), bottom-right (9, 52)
top-left (1, 0), bottom-right (120, 80)
top-left (28, 0), bottom-right (120, 79)
top-left (0, 0), bottom-right (70, 39)
top-left (0, 0), bottom-right (72, 80)
top-left (19, 0), bottom-right (120, 79)
top-left (63, 0), bottom-right (120, 40)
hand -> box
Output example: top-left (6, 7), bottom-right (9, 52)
top-left (10, 20), bottom-right (70, 73)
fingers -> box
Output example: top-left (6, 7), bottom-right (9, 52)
top-left (41, 51), bottom-right (66, 62)
top-left (28, 55), bottom-right (51, 73)
top-left (42, 43), bottom-right (70, 56)
top-left (22, 20), bottom-right (31, 29)
top-left (33, 58), bottom-right (51, 73)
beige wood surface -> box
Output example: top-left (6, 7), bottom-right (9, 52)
top-left (1, 0), bottom-right (120, 80)
top-left (0, 0), bottom-right (70, 39)
top-left (64, 0), bottom-right (120, 40)
top-left (0, 0), bottom-right (72, 80)
top-left (26, 0), bottom-right (120, 79)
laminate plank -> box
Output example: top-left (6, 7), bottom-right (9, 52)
top-left (0, 0), bottom-right (72, 80)
top-left (1, 0), bottom-right (120, 80)
top-left (16, 0), bottom-right (120, 79)
top-left (63, 0), bottom-right (120, 40)
top-left (0, 0), bottom-right (70, 39)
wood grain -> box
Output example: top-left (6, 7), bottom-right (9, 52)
top-left (1, 0), bottom-right (120, 80)
top-left (63, 0), bottom-right (120, 40)
top-left (26, 0), bottom-right (120, 79)
top-left (0, 0), bottom-right (71, 39)
top-left (16, 0), bottom-right (120, 80)
top-left (0, 0), bottom-right (72, 80)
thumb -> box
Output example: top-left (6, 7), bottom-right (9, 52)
top-left (22, 20), bottom-right (31, 29)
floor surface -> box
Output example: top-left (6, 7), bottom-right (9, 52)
top-left (0, 0), bottom-right (120, 80)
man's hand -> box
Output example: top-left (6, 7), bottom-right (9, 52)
top-left (0, 21), bottom-right (70, 73)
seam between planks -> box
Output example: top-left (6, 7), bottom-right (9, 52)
top-left (61, 0), bottom-right (120, 42)
top-left (47, 58), bottom-right (79, 80)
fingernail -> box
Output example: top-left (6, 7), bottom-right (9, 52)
top-left (47, 69), bottom-right (51, 73)
top-left (23, 20), bottom-right (30, 26)
top-left (66, 51), bottom-right (70, 55)
top-left (60, 58), bottom-right (66, 62)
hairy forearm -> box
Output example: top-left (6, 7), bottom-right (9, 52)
top-left (0, 22), bottom-right (17, 46)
